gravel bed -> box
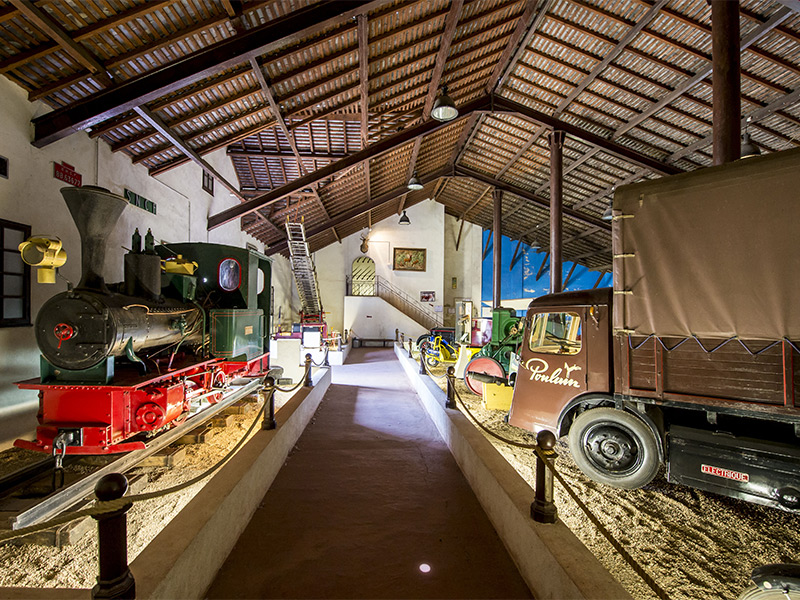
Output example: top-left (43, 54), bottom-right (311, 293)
top-left (425, 361), bottom-right (799, 600)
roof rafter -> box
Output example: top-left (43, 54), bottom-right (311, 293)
top-left (209, 96), bottom-right (492, 229)
top-left (31, 0), bottom-right (381, 147)
top-left (454, 165), bottom-right (610, 232)
top-left (8, 0), bottom-right (113, 86)
top-left (266, 167), bottom-right (452, 255)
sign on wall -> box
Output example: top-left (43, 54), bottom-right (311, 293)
top-left (393, 247), bottom-right (426, 271)
top-left (420, 291), bottom-right (435, 302)
top-left (124, 188), bottom-right (157, 215)
top-left (53, 162), bottom-right (82, 186)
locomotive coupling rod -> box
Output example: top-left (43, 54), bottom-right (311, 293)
top-left (12, 378), bottom-right (263, 530)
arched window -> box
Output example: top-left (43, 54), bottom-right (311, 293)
top-left (350, 257), bottom-right (375, 296)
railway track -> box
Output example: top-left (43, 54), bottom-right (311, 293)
top-left (1, 377), bottom-right (264, 534)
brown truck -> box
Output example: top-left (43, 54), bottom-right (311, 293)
top-left (506, 147), bottom-right (800, 511)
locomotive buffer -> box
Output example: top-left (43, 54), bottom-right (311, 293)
top-left (285, 221), bottom-right (323, 323)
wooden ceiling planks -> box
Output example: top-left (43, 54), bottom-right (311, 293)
top-left (0, 0), bottom-right (798, 264)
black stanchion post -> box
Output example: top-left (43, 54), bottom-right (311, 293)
top-left (323, 344), bottom-right (330, 367)
top-left (531, 430), bottom-right (558, 523)
top-left (92, 474), bottom-right (135, 600)
top-left (400, 332), bottom-right (405, 344)
top-left (395, 328), bottom-right (399, 342)
top-left (262, 377), bottom-right (276, 430)
top-left (446, 367), bottom-right (457, 409)
top-left (419, 347), bottom-right (426, 375)
top-left (407, 338), bottom-right (412, 358)
top-left (304, 353), bottom-right (313, 387)
top-left (343, 329), bottom-right (348, 344)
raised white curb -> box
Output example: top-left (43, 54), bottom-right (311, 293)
top-left (394, 344), bottom-right (631, 600)
top-left (133, 368), bottom-right (331, 600)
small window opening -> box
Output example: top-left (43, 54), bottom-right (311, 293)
top-left (202, 170), bottom-right (214, 195)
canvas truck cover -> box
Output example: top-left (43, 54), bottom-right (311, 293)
top-left (612, 147), bottom-right (800, 342)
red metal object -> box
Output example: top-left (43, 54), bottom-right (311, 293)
top-left (15, 353), bottom-right (269, 455)
top-left (464, 356), bottom-right (505, 396)
top-left (54, 323), bottom-right (75, 349)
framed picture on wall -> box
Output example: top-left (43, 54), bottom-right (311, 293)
top-left (420, 291), bottom-right (435, 302)
top-left (393, 247), bottom-right (426, 271)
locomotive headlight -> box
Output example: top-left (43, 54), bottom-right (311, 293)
top-left (19, 236), bottom-right (67, 284)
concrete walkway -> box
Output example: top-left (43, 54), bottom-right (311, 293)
top-left (206, 347), bottom-right (533, 599)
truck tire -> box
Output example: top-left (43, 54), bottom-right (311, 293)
top-left (568, 407), bottom-right (660, 490)
top-left (738, 583), bottom-right (800, 600)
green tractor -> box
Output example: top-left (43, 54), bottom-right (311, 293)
top-left (463, 307), bottom-right (522, 395)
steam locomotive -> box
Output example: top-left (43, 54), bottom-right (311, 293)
top-left (15, 186), bottom-right (273, 455)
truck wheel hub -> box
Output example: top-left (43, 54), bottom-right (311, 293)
top-left (585, 426), bottom-right (638, 471)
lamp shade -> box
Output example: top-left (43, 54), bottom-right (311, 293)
top-left (741, 131), bottom-right (761, 159)
top-left (398, 210), bottom-right (411, 225)
top-left (431, 87), bottom-right (458, 122)
top-left (407, 173), bottom-right (424, 190)
top-left (601, 202), bottom-right (613, 221)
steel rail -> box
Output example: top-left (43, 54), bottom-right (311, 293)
top-left (11, 378), bottom-right (263, 530)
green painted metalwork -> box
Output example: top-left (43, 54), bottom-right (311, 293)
top-left (40, 355), bottom-right (114, 384)
top-left (210, 309), bottom-right (264, 360)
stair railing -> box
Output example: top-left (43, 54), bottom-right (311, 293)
top-left (346, 275), bottom-right (442, 330)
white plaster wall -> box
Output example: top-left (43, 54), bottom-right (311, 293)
top-left (443, 213), bottom-right (483, 326)
top-left (343, 296), bottom-right (427, 341)
top-left (312, 241), bottom-right (346, 334)
top-left (314, 200), bottom-right (464, 331)
top-left (0, 76), bottom-right (292, 449)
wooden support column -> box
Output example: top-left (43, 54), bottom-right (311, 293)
top-left (711, 0), bottom-right (741, 165)
top-left (492, 189), bottom-right (503, 308)
top-left (549, 130), bottom-right (565, 294)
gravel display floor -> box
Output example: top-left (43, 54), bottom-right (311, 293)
top-left (1, 360), bottom-right (798, 598)
top-left (0, 388), bottom-right (294, 590)
top-left (424, 361), bottom-right (799, 600)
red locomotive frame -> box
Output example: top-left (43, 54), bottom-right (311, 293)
top-left (15, 353), bottom-right (268, 455)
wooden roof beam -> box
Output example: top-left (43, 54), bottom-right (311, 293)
top-left (454, 164), bottom-right (610, 232)
top-left (249, 58), bottom-right (331, 224)
top-left (421, 0), bottom-right (465, 121)
top-left (358, 14), bottom-right (370, 147)
top-left (492, 96), bottom-right (681, 176)
top-left (554, 0), bottom-right (669, 117)
top-left (8, 0), bottom-right (113, 86)
top-left (495, 125), bottom-right (546, 178)
top-left (209, 96), bottom-right (491, 229)
top-left (133, 106), bottom-right (244, 204)
top-left (32, 0), bottom-right (381, 147)
top-left (612, 6), bottom-right (794, 141)
top-left (266, 167), bottom-right (451, 256)
top-left (490, 0), bottom-right (554, 94)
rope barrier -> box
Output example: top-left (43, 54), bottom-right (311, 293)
top-left (0, 384), bottom-right (278, 545)
top-left (273, 362), bottom-right (312, 393)
top-left (308, 346), bottom-right (330, 367)
top-left (447, 376), bottom-right (671, 600)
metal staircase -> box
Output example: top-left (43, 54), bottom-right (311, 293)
top-left (285, 221), bottom-right (323, 317)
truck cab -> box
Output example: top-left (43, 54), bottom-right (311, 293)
top-left (508, 288), bottom-right (612, 437)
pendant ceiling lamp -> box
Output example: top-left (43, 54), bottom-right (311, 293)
top-left (407, 173), bottom-right (424, 190)
top-left (398, 210), bottom-right (411, 225)
top-left (431, 85), bottom-right (458, 122)
top-left (741, 116), bottom-right (761, 159)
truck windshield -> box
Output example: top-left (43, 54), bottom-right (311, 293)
top-left (528, 312), bottom-right (582, 355)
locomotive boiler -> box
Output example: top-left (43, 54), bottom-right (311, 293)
top-left (15, 186), bottom-right (273, 455)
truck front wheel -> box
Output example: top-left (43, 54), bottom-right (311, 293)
top-left (568, 407), bottom-right (660, 490)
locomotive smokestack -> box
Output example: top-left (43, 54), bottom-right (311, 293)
top-left (60, 186), bottom-right (128, 293)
